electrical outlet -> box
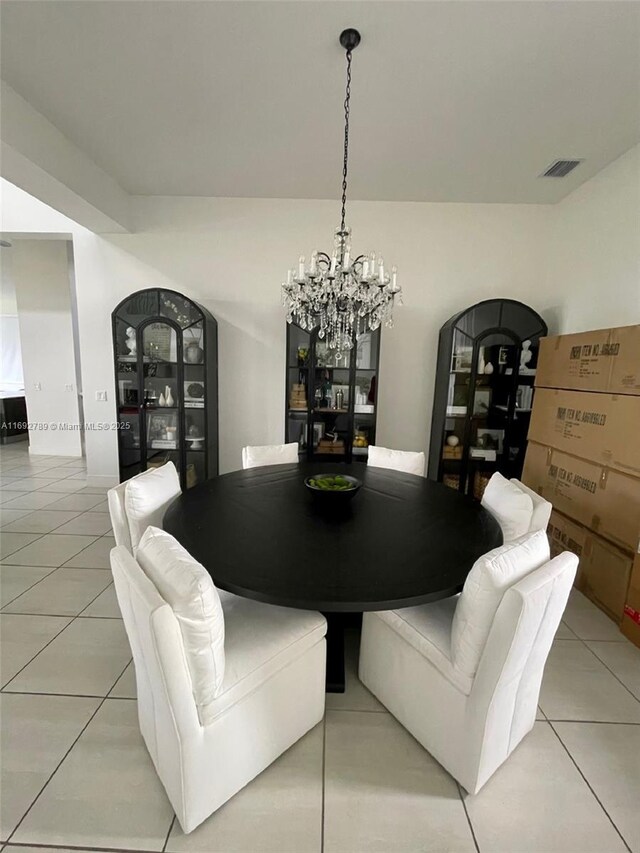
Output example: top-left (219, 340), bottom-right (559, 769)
top-left (95, 390), bottom-right (108, 402)
top-left (34, 382), bottom-right (42, 391)
top-left (65, 384), bottom-right (74, 392)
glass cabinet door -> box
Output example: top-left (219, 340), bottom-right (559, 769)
top-left (352, 332), bottom-right (379, 459)
top-left (311, 336), bottom-right (351, 460)
top-left (141, 322), bottom-right (181, 475)
top-left (286, 324), bottom-right (311, 456)
top-left (182, 320), bottom-right (206, 486)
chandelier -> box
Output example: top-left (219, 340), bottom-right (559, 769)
top-left (282, 28), bottom-right (401, 357)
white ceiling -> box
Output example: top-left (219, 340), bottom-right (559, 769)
top-left (1, 1), bottom-right (639, 204)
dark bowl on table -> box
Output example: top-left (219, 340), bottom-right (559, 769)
top-left (304, 473), bottom-right (362, 504)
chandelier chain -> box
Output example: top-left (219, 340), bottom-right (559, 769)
top-left (340, 49), bottom-right (352, 235)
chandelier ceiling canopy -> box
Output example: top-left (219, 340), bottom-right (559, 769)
top-left (282, 28), bottom-right (402, 356)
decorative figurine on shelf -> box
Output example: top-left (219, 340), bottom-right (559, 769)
top-left (297, 347), bottom-right (309, 367)
top-left (446, 435), bottom-right (460, 447)
top-left (353, 429), bottom-right (369, 448)
top-left (165, 385), bottom-right (174, 407)
top-left (184, 328), bottom-right (204, 364)
top-left (186, 423), bottom-right (204, 450)
top-left (125, 327), bottom-right (137, 356)
top-left (484, 361), bottom-right (494, 375)
top-left (520, 339), bottom-right (533, 371)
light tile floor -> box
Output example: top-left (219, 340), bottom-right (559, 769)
top-left (1, 442), bottom-right (639, 852)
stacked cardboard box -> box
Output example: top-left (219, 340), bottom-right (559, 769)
top-left (524, 325), bottom-right (640, 645)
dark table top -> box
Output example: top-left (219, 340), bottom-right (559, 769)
top-left (163, 462), bottom-right (502, 612)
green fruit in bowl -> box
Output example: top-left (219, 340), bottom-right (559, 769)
top-left (306, 474), bottom-right (359, 492)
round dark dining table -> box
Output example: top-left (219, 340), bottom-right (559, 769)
top-left (163, 461), bottom-right (502, 692)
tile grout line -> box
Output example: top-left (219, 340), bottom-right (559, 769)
top-left (0, 565), bottom-right (61, 609)
top-left (1, 510), bottom-right (105, 564)
top-left (2, 690), bottom-right (136, 700)
top-left (548, 721), bottom-right (633, 853)
top-left (0, 577), bottom-right (118, 691)
top-left (456, 781), bottom-right (480, 853)
top-left (2, 610), bottom-right (120, 620)
top-left (4, 695), bottom-right (109, 846)
top-left (1, 506), bottom-right (85, 533)
top-left (4, 659), bottom-right (134, 847)
top-left (544, 719), bottom-right (640, 725)
top-left (3, 839), bottom-right (160, 852)
top-left (57, 533), bottom-right (116, 572)
top-left (106, 655), bottom-right (134, 699)
top-left (161, 815), bottom-right (176, 853)
top-left (582, 639), bottom-right (640, 705)
top-left (320, 712), bottom-right (327, 853)
top-left (0, 614), bottom-right (74, 690)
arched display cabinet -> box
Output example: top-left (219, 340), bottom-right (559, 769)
top-left (428, 299), bottom-right (547, 499)
top-left (285, 322), bottom-right (381, 462)
top-left (112, 288), bottom-right (218, 490)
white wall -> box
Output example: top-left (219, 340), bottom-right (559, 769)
top-left (12, 239), bottom-right (82, 456)
top-left (0, 247), bottom-right (24, 386)
top-left (548, 145), bottom-right (640, 331)
top-left (1, 143), bottom-right (637, 481)
top-left (118, 197), bottom-right (551, 475)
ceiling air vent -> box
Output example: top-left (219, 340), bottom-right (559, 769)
top-left (540, 159), bottom-right (584, 178)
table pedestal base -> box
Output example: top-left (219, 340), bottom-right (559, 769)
top-left (323, 612), bottom-right (346, 693)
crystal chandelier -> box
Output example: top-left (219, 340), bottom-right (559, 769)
top-left (282, 28), bottom-right (401, 357)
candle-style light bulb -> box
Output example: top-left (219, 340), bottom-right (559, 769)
top-left (378, 257), bottom-right (385, 283)
top-left (391, 265), bottom-right (398, 291)
top-left (298, 256), bottom-right (306, 279)
top-left (310, 251), bottom-right (318, 274)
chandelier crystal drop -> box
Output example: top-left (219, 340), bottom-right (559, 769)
top-left (281, 28), bottom-right (401, 357)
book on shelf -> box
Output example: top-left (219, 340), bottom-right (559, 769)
top-left (470, 447), bottom-right (497, 461)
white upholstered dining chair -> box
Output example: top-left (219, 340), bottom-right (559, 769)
top-left (359, 529), bottom-right (577, 795)
top-left (241, 442), bottom-right (299, 469)
top-left (367, 445), bottom-right (426, 477)
top-left (111, 526), bottom-right (327, 834)
top-left (107, 461), bottom-right (181, 554)
top-left (481, 471), bottom-right (552, 542)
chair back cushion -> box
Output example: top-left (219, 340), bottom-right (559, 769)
top-left (107, 481), bottom-right (132, 552)
top-left (367, 445), bottom-right (426, 477)
top-left (481, 472), bottom-right (533, 541)
top-left (451, 529), bottom-right (550, 678)
top-left (510, 478), bottom-right (552, 533)
top-left (242, 442), bottom-right (299, 470)
top-left (124, 462), bottom-right (181, 553)
top-left (136, 526), bottom-right (226, 710)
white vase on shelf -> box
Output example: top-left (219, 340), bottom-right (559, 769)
top-left (165, 386), bottom-right (174, 407)
top-left (158, 392), bottom-right (166, 407)
top-left (484, 362), bottom-right (494, 375)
